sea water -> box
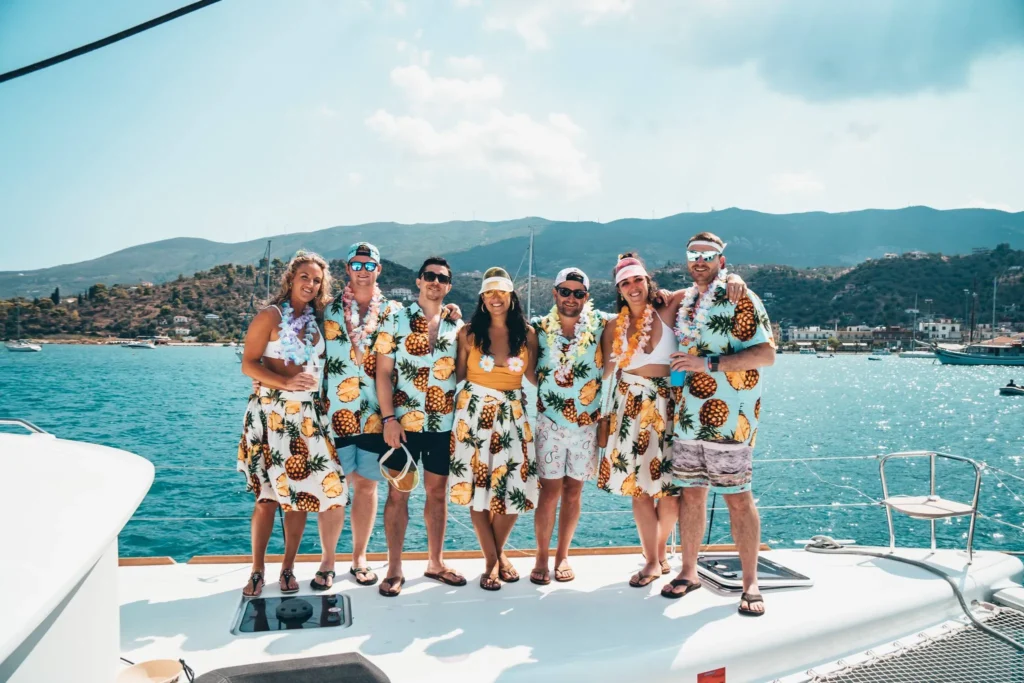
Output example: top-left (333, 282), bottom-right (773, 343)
top-left (1, 346), bottom-right (1022, 560)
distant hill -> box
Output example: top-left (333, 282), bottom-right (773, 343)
top-left (2, 207), bottom-right (1023, 299)
top-left (5, 246), bottom-right (1022, 340)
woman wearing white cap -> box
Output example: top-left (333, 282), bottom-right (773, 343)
top-left (450, 267), bottom-right (540, 591)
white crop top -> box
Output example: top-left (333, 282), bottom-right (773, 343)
top-left (623, 314), bottom-right (677, 370)
top-left (262, 305), bottom-right (325, 361)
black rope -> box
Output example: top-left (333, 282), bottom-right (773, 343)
top-left (0, 0), bottom-right (223, 85)
top-left (704, 491), bottom-right (717, 545)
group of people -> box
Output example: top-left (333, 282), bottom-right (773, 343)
top-left (236, 231), bottom-right (775, 616)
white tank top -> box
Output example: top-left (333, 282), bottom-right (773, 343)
top-left (624, 314), bottom-right (676, 370)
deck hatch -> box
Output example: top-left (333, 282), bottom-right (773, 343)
top-left (696, 553), bottom-right (813, 591)
top-left (232, 594), bottom-right (353, 634)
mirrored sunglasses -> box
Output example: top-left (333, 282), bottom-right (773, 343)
top-left (421, 271), bottom-right (451, 284)
top-left (686, 250), bottom-right (721, 263)
top-left (349, 261), bottom-right (378, 272)
top-left (556, 286), bottom-right (587, 300)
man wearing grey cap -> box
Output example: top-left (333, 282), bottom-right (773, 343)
top-left (529, 267), bottom-right (608, 584)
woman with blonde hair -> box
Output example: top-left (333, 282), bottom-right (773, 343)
top-left (237, 251), bottom-right (348, 596)
top-left (450, 267), bottom-right (540, 590)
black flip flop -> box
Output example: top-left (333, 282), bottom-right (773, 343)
top-left (350, 566), bottom-right (379, 586)
top-left (629, 572), bottom-right (658, 588)
top-left (661, 578), bottom-right (702, 600)
top-left (424, 567), bottom-right (467, 587)
top-left (738, 592), bottom-right (765, 617)
top-left (311, 570), bottom-right (335, 591)
top-left (530, 569), bottom-right (551, 586)
top-left (379, 576), bottom-right (405, 597)
top-left (279, 568), bottom-right (299, 594)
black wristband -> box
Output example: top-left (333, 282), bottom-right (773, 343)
top-left (382, 415), bottom-right (395, 424)
top-left (709, 355), bottom-right (720, 372)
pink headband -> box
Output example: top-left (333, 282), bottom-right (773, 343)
top-left (615, 262), bottom-right (649, 285)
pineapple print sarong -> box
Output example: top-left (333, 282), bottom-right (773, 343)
top-left (597, 372), bottom-right (676, 498)
top-left (237, 387), bottom-right (347, 512)
top-left (448, 382), bottom-right (539, 514)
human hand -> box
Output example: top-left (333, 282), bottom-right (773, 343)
top-left (670, 351), bottom-right (707, 373)
top-left (444, 303), bottom-right (462, 321)
top-left (726, 274), bottom-right (747, 303)
top-left (251, 379), bottom-right (261, 394)
top-left (283, 373), bottom-right (318, 391)
top-left (383, 419), bottom-right (406, 449)
top-left (653, 288), bottom-right (672, 307)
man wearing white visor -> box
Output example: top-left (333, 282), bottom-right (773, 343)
top-left (529, 267), bottom-right (607, 585)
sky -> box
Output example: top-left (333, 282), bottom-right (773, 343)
top-left (1, 0), bottom-right (1023, 271)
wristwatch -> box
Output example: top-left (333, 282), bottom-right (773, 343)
top-left (708, 355), bottom-right (720, 372)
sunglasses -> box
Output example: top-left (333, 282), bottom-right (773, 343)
top-left (349, 261), bottom-right (378, 272)
top-left (556, 287), bottom-right (587, 300)
top-left (686, 250), bottom-right (721, 263)
top-left (421, 271), bottom-right (451, 284)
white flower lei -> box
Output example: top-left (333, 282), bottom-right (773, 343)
top-left (542, 303), bottom-right (600, 384)
top-left (342, 284), bottom-right (383, 353)
top-left (674, 268), bottom-right (729, 346)
top-left (278, 303), bottom-right (319, 366)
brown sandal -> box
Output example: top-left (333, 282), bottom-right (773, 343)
top-left (480, 575), bottom-right (502, 591)
top-left (629, 572), bottom-right (658, 588)
top-left (499, 564), bottom-right (520, 583)
top-left (530, 568), bottom-right (551, 585)
top-left (378, 576), bottom-right (406, 597)
top-left (738, 592), bottom-right (765, 617)
top-left (554, 564), bottom-right (575, 582)
top-left (661, 578), bottom-right (702, 599)
top-left (424, 567), bottom-right (467, 586)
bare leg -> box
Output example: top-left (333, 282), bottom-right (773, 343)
top-left (348, 472), bottom-right (379, 571)
top-left (383, 486), bottom-right (411, 580)
top-left (656, 494), bottom-right (680, 565)
top-left (423, 472), bottom-right (449, 575)
top-left (665, 487), bottom-right (708, 596)
top-left (281, 510), bottom-right (307, 591)
top-left (493, 512), bottom-right (520, 579)
top-left (532, 477), bottom-right (564, 580)
top-left (316, 505), bottom-right (346, 584)
top-left (243, 500), bottom-right (277, 595)
top-left (554, 478), bottom-right (584, 577)
top-left (725, 491), bottom-right (763, 613)
top-left (471, 509), bottom-right (500, 581)
top-left (632, 496), bottom-right (661, 582)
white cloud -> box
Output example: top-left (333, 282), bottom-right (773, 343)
top-left (772, 173), bottom-right (825, 194)
top-left (396, 40), bottom-right (407, 52)
top-left (347, 172), bottom-right (364, 186)
top-left (454, 0), bottom-right (481, 6)
top-left (447, 55), bottom-right (485, 74)
top-left (366, 109), bottom-right (600, 198)
top-left (482, 0), bottom-right (635, 49)
top-left (391, 64), bottom-right (503, 107)
top-left (311, 104), bottom-right (340, 120)
top-left (390, 0), bottom-right (407, 17)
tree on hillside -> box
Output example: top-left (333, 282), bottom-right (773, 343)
top-left (50, 287), bottom-right (60, 305)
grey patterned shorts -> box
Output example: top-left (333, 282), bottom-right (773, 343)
top-left (671, 439), bottom-right (753, 494)
top-left (535, 414), bottom-right (599, 481)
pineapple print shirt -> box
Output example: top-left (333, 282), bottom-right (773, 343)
top-left (323, 297), bottom-right (402, 440)
top-left (673, 288), bottom-right (774, 448)
top-left (531, 312), bottom-right (610, 429)
top-left (377, 303), bottom-right (464, 433)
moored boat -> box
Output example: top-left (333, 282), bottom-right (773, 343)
top-left (936, 339), bottom-right (1024, 366)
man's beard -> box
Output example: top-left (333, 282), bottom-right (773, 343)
top-left (557, 302), bottom-right (582, 319)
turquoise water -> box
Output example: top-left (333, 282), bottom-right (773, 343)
top-left (1, 346), bottom-right (1022, 560)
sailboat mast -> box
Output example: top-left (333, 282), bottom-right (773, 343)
top-left (265, 240), bottom-right (272, 301)
top-left (526, 227), bottom-right (534, 319)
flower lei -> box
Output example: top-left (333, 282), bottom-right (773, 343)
top-left (542, 303), bottom-right (600, 384)
top-left (674, 269), bottom-right (729, 347)
top-left (479, 353), bottom-right (525, 373)
top-left (611, 304), bottom-right (654, 369)
top-left (278, 303), bottom-right (319, 366)
top-left (341, 284), bottom-right (383, 353)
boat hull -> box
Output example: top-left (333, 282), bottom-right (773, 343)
top-left (935, 348), bottom-right (1024, 366)
top-left (999, 387), bottom-right (1024, 396)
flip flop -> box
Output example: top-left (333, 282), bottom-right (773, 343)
top-left (738, 592), bottom-right (765, 617)
top-left (279, 568), bottom-right (299, 594)
top-left (554, 565), bottom-right (575, 583)
top-left (660, 578), bottom-right (702, 600)
top-left (242, 570), bottom-right (264, 597)
top-left (350, 566), bottom-right (379, 587)
top-left (530, 568), bottom-right (551, 586)
top-left (660, 560), bottom-right (671, 575)
top-left (424, 567), bottom-right (467, 587)
top-left (499, 565), bottom-right (520, 583)
top-left (378, 576), bottom-right (405, 597)
top-left (629, 572), bottom-right (658, 588)
top-left (479, 576), bottom-right (502, 591)
top-left (310, 570), bottom-right (335, 591)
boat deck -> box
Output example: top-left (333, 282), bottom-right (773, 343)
top-left (118, 547), bottom-right (1023, 683)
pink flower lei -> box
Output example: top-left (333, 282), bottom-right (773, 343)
top-left (341, 284), bottom-right (383, 352)
top-left (674, 269), bottom-right (729, 347)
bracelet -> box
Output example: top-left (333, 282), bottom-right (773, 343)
top-left (382, 415), bottom-right (395, 424)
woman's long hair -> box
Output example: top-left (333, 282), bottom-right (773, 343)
top-left (613, 251), bottom-right (659, 312)
top-left (268, 251), bottom-right (333, 319)
top-left (469, 267), bottom-right (528, 356)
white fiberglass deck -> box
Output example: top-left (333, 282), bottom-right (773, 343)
top-left (118, 548), bottom-right (1023, 683)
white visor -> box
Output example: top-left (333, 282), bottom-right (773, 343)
top-left (615, 264), bottom-right (648, 285)
top-left (480, 276), bottom-right (514, 294)
top-left (688, 240), bottom-right (726, 251)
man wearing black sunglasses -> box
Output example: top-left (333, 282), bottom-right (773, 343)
top-left (529, 267), bottom-right (609, 585)
top-left (374, 256), bottom-right (467, 595)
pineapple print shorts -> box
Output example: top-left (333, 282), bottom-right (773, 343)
top-left (671, 439), bottom-right (753, 494)
top-left (535, 414), bottom-right (599, 481)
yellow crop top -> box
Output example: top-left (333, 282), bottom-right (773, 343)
top-left (466, 343), bottom-right (529, 391)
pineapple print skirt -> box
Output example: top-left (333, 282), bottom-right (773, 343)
top-left (236, 387), bottom-right (348, 512)
top-left (448, 381), bottom-right (539, 514)
top-left (598, 372), bottom-right (675, 498)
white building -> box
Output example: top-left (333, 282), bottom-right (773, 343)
top-left (918, 319), bottom-right (961, 340)
top-left (173, 327), bottom-right (190, 337)
top-left (883, 253), bottom-right (899, 259)
top-left (788, 326), bottom-right (834, 342)
top-left (204, 314), bottom-right (220, 320)
top-left (389, 287), bottom-right (414, 301)
top-left (173, 315), bottom-right (190, 324)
